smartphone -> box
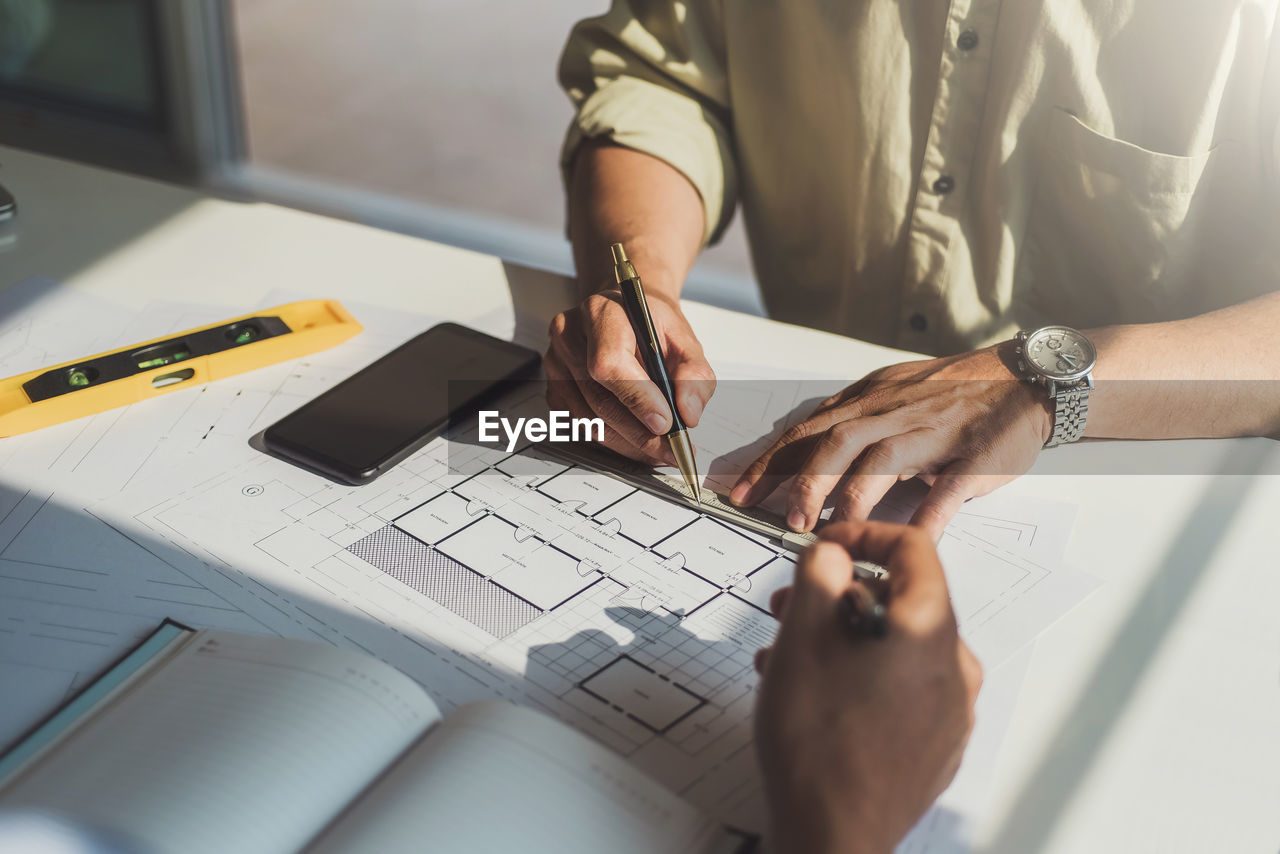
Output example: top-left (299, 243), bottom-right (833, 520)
top-left (262, 322), bottom-right (539, 485)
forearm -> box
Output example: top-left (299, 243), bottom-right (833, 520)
top-left (1085, 290), bottom-right (1280, 439)
top-left (567, 139), bottom-right (705, 303)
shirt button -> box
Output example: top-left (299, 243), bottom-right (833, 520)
top-left (908, 313), bottom-right (928, 332)
top-left (957, 30), bottom-right (979, 51)
top-left (932, 175), bottom-right (955, 195)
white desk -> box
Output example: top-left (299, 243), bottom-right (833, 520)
top-left (2, 145), bottom-right (1278, 853)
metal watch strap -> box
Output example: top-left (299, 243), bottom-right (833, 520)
top-left (1046, 384), bottom-right (1089, 448)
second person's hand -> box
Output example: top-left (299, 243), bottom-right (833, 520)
top-left (730, 345), bottom-right (1049, 537)
top-left (544, 286), bottom-right (716, 466)
top-left (754, 521), bottom-right (983, 854)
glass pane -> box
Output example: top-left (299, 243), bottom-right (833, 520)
top-left (229, 0), bottom-right (753, 290)
top-left (0, 0), bottom-right (161, 123)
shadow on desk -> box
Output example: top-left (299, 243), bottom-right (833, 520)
top-left (979, 440), bottom-right (1274, 853)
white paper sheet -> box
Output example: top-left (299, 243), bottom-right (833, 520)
top-left (101, 385), bottom-right (1095, 834)
top-left (1, 281), bottom-right (1098, 848)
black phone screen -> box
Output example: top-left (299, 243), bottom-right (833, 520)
top-left (262, 323), bottom-right (539, 484)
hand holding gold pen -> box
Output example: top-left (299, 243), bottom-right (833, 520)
top-left (610, 244), bottom-right (891, 632)
top-left (609, 243), bottom-right (703, 503)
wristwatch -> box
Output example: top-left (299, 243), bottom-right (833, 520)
top-left (1014, 326), bottom-right (1097, 448)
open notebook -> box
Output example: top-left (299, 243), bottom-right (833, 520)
top-left (0, 622), bottom-right (754, 854)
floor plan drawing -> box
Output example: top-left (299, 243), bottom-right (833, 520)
top-left (109, 411), bottom-right (1095, 831)
top-left (0, 281), bottom-right (1091, 843)
top-left (127, 435), bottom-right (788, 773)
top-left (118, 435), bottom-right (792, 817)
top-left (0, 277), bottom-right (1111, 850)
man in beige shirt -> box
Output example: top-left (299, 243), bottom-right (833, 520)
top-left (546, 1), bottom-right (1280, 536)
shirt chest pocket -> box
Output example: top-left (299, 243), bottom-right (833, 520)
top-left (1015, 108), bottom-right (1224, 327)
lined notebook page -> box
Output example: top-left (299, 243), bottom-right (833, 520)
top-left (309, 700), bottom-right (738, 854)
top-left (0, 631), bottom-right (439, 854)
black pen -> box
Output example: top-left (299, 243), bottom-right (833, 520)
top-left (609, 243), bottom-right (702, 503)
top-left (840, 562), bottom-right (890, 639)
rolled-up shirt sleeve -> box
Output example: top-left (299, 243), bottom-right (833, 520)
top-left (558, 1), bottom-right (736, 245)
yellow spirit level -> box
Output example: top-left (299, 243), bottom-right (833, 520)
top-left (0, 299), bottom-right (361, 437)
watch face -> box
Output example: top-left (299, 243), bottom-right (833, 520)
top-left (1023, 326), bottom-right (1096, 381)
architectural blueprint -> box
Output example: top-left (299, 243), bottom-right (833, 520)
top-left (108, 386), bottom-right (1096, 829)
top-left (114, 434), bottom-right (790, 824)
top-left (0, 278), bottom-right (1098, 843)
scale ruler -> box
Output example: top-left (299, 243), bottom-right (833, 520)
top-left (544, 442), bottom-right (818, 553)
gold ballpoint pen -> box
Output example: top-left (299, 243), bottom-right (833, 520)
top-left (609, 243), bottom-right (702, 504)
